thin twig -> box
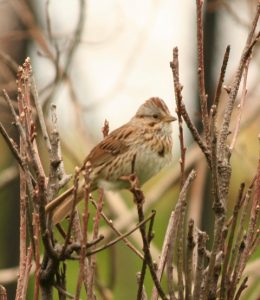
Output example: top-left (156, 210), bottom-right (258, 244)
top-left (227, 183), bottom-right (254, 283)
top-left (193, 230), bottom-right (208, 299)
top-left (229, 57), bottom-right (250, 152)
top-left (202, 215), bottom-right (225, 300)
top-left (184, 219), bottom-right (195, 300)
top-left (125, 174), bottom-right (168, 300)
top-left (38, 175), bottom-right (58, 262)
top-left (75, 171), bottom-right (90, 300)
top-left (151, 209), bottom-right (176, 300)
top-left (171, 47), bottom-right (186, 186)
top-left (0, 122), bottom-right (25, 171)
top-left (87, 189), bottom-right (104, 300)
top-left (33, 213), bottom-right (41, 300)
top-left (47, 104), bottom-right (71, 203)
top-left (236, 154), bottom-right (260, 281)
top-left (210, 104), bottom-right (225, 213)
top-left (54, 284), bottom-right (78, 300)
top-left (20, 246), bottom-right (33, 300)
top-left (16, 59), bottom-right (46, 179)
top-left (166, 171), bottom-right (196, 300)
top-left (91, 199), bottom-right (144, 259)
top-left (219, 183), bottom-right (245, 300)
top-left (196, 0), bottom-right (210, 145)
top-left (218, 4), bottom-right (260, 155)
top-left (86, 212), bottom-right (155, 257)
top-left (42, 0), bottom-right (86, 113)
top-left (228, 235), bottom-right (247, 299)
top-left (136, 212), bottom-right (156, 300)
top-left (170, 47), bottom-right (211, 167)
top-left (212, 45), bottom-right (230, 108)
top-left (15, 147), bottom-right (27, 300)
top-left (176, 186), bottom-right (186, 300)
top-left (31, 75), bottom-right (52, 153)
top-left (234, 276), bottom-right (248, 300)
top-left (61, 171), bottom-right (80, 257)
top-left (2, 88), bottom-right (31, 164)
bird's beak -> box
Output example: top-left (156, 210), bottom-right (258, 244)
top-left (164, 115), bottom-right (177, 123)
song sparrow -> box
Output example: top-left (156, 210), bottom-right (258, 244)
top-left (46, 97), bottom-right (176, 224)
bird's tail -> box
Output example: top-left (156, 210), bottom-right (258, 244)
top-left (45, 183), bottom-right (84, 225)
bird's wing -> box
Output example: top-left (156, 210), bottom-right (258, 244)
top-left (84, 124), bottom-right (134, 168)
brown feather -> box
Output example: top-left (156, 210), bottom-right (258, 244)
top-left (84, 124), bottom-right (132, 168)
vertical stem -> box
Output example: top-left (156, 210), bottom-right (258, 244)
top-left (193, 231), bottom-right (207, 299)
top-left (218, 5), bottom-right (260, 155)
top-left (212, 46), bottom-right (230, 108)
top-left (87, 189), bottom-right (104, 300)
top-left (33, 213), bottom-right (41, 300)
top-left (184, 219), bottom-right (195, 300)
top-left (219, 183), bottom-right (245, 300)
top-left (196, 0), bottom-right (210, 145)
top-left (136, 213), bottom-right (156, 300)
top-left (171, 47), bottom-right (186, 187)
top-left (176, 199), bottom-right (186, 300)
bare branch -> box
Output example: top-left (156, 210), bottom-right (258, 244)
top-left (184, 219), bottom-right (195, 300)
top-left (229, 57), bottom-right (250, 152)
top-left (196, 0), bottom-right (210, 145)
top-left (193, 230), bottom-right (208, 299)
top-left (170, 47), bottom-right (211, 167)
top-left (218, 4), bottom-right (260, 155)
top-left (171, 47), bottom-right (186, 186)
top-left (126, 174), bottom-right (168, 300)
top-left (212, 45), bottom-right (230, 109)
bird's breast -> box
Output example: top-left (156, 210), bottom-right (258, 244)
top-left (94, 133), bottom-right (172, 190)
top-left (134, 134), bottom-right (172, 185)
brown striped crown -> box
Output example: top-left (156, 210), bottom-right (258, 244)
top-left (135, 97), bottom-right (171, 119)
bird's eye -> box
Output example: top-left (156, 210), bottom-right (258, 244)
top-left (153, 114), bottom-right (159, 119)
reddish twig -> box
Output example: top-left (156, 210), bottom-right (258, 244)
top-left (15, 152), bottom-right (28, 300)
top-left (86, 211), bottom-right (155, 257)
top-left (33, 213), bottom-right (41, 300)
top-left (91, 199), bottom-right (144, 259)
top-left (61, 170), bottom-right (80, 257)
top-left (21, 246), bottom-right (33, 300)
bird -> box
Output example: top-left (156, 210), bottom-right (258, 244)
top-left (45, 97), bottom-right (176, 224)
